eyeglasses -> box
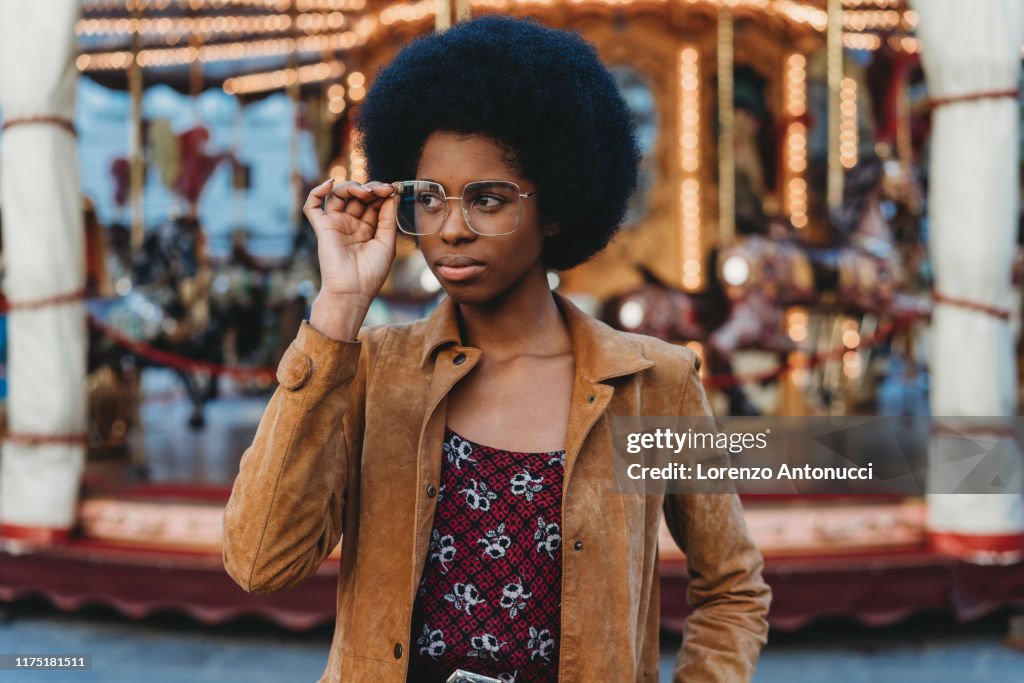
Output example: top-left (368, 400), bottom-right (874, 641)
top-left (390, 180), bottom-right (537, 236)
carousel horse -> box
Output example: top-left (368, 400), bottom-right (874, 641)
top-left (207, 222), bottom-right (319, 390)
top-left (90, 216), bottom-right (224, 431)
top-left (602, 155), bottom-right (930, 415)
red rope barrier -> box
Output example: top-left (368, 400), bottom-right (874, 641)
top-left (0, 287), bottom-right (87, 312)
top-left (5, 432), bottom-right (89, 446)
top-left (86, 314), bottom-right (277, 382)
top-left (927, 88), bottom-right (1020, 110)
top-left (931, 288), bottom-right (1010, 321)
top-left (1, 115), bottom-right (77, 137)
top-left (0, 287), bottom-right (931, 396)
top-left (0, 288), bottom-right (276, 380)
top-left (702, 316), bottom-right (916, 390)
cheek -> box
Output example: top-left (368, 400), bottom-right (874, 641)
top-left (504, 229), bottom-right (547, 268)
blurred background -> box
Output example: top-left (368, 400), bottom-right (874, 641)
top-left (0, 0), bottom-right (1022, 681)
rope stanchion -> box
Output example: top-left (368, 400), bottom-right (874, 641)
top-left (0, 287), bottom-right (91, 447)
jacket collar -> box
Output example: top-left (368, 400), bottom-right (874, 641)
top-left (419, 290), bottom-right (654, 382)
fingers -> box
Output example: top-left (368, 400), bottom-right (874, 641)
top-left (302, 178), bottom-right (335, 225)
top-left (329, 181), bottom-right (374, 219)
top-left (329, 180), bottom-right (396, 221)
top-left (357, 182), bottom-right (395, 228)
top-left (374, 189), bottom-right (398, 248)
top-left (309, 179), bottom-right (397, 234)
top-left (363, 180), bottom-right (397, 199)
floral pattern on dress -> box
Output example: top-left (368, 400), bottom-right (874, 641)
top-left (406, 426), bottom-right (565, 683)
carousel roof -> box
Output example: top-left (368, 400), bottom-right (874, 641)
top-left (77, 0), bottom-right (918, 95)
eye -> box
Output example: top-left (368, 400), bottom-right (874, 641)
top-left (416, 192), bottom-right (445, 211)
top-left (470, 193), bottom-right (508, 211)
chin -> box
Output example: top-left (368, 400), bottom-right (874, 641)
top-left (440, 285), bottom-right (496, 306)
top-left (439, 278), bottom-right (514, 306)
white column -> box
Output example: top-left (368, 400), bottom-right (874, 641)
top-left (0, 0), bottom-right (87, 549)
top-left (912, 0), bottom-right (1024, 564)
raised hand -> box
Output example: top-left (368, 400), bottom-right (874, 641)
top-left (303, 178), bottom-right (399, 340)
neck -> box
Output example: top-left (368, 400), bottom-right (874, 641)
top-left (454, 266), bottom-right (571, 360)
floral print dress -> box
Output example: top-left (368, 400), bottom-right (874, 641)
top-left (406, 426), bottom-right (566, 683)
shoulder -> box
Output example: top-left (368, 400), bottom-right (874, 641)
top-left (612, 327), bottom-right (702, 379)
top-left (354, 316), bottom-right (431, 367)
top-left (356, 316), bottom-right (427, 348)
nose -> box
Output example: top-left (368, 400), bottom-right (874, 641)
top-left (437, 198), bottom-right (476, 245)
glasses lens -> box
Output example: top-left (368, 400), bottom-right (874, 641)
top-left (463, 181), bottom-right (522, 235)
top-left (394, 181), bottom-right (446, 235)
top-left (392, 180), bottom-right (525, 235)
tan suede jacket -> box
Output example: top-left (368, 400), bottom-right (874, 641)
top-left (223, 290), bottom-right (771, 682)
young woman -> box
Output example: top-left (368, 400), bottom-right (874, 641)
top-left (223, 15), bottom-right (771, 683)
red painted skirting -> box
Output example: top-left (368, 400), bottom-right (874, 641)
top-left (0, 538), bottom-right (338, 631)
top-left (2, 537), bottom-right (1024, 634)
top-left (928, 530), bottom-right (1024, 565)
top-left (0, 524), bottom-right (71, 545)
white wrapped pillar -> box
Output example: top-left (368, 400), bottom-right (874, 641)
top-left (912, 0), bottom-right (1024, 564)
top-left (0, 0), bottom-right (87, 549)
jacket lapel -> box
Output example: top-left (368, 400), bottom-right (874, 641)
top-left (409, 291), bottom-right (655, 590)
top-left (553, 292), bottom-right (655, 483)
top-left (416, 290), bottom-right (654, 477)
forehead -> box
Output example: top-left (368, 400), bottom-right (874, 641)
top-left (415, 131), bottom-right (524, 188)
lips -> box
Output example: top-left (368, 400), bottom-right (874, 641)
top-left (435, 254), bottom-right (486, 282)
top-left (436, 254), bottom-right (484, 267)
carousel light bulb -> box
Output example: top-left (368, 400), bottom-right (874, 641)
top-left (721, 255), bottom-right (750, 286)
top-left (618, 300), bottom-right (645, 330)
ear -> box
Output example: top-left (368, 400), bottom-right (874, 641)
top-left (544, 221), bottom-right (561, 237)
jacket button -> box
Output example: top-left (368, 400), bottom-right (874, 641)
top-left (276, 346), bottom-right (314, 391)
top-left (574, 540), bottom-right (583, 551)
top-left (394, 643), bottom-right (403, 659)
top-left (426, 484), bottom-right (437, 498)
top-left (453, 353), bottom-right (467, 365)
top-left (586, 394), bottom-right (595, 403)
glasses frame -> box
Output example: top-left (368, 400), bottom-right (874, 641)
top-left (390, 179), bottom-right (538, 237)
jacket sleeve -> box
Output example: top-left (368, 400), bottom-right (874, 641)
top-left (222, 319), bottom-right (381, 594)
top-left (662, 354), bottom-right (772, 682)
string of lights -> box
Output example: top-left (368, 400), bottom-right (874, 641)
top-left (223, 59), bottom-right (344, 93)
top-left (78, 1), bottom-right (437, 71)
top-left (784, 53), bottom-right (809, 229)
top-left (678, 45), bottom-right (702, 291)
top-left (77, 14), bottom-right (348, 38)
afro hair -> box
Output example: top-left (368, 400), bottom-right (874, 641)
top-left (354, 15), bottom-right (640, 271)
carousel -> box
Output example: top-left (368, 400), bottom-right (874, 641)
top-left (0, 0), bottom-right (1022, 635)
